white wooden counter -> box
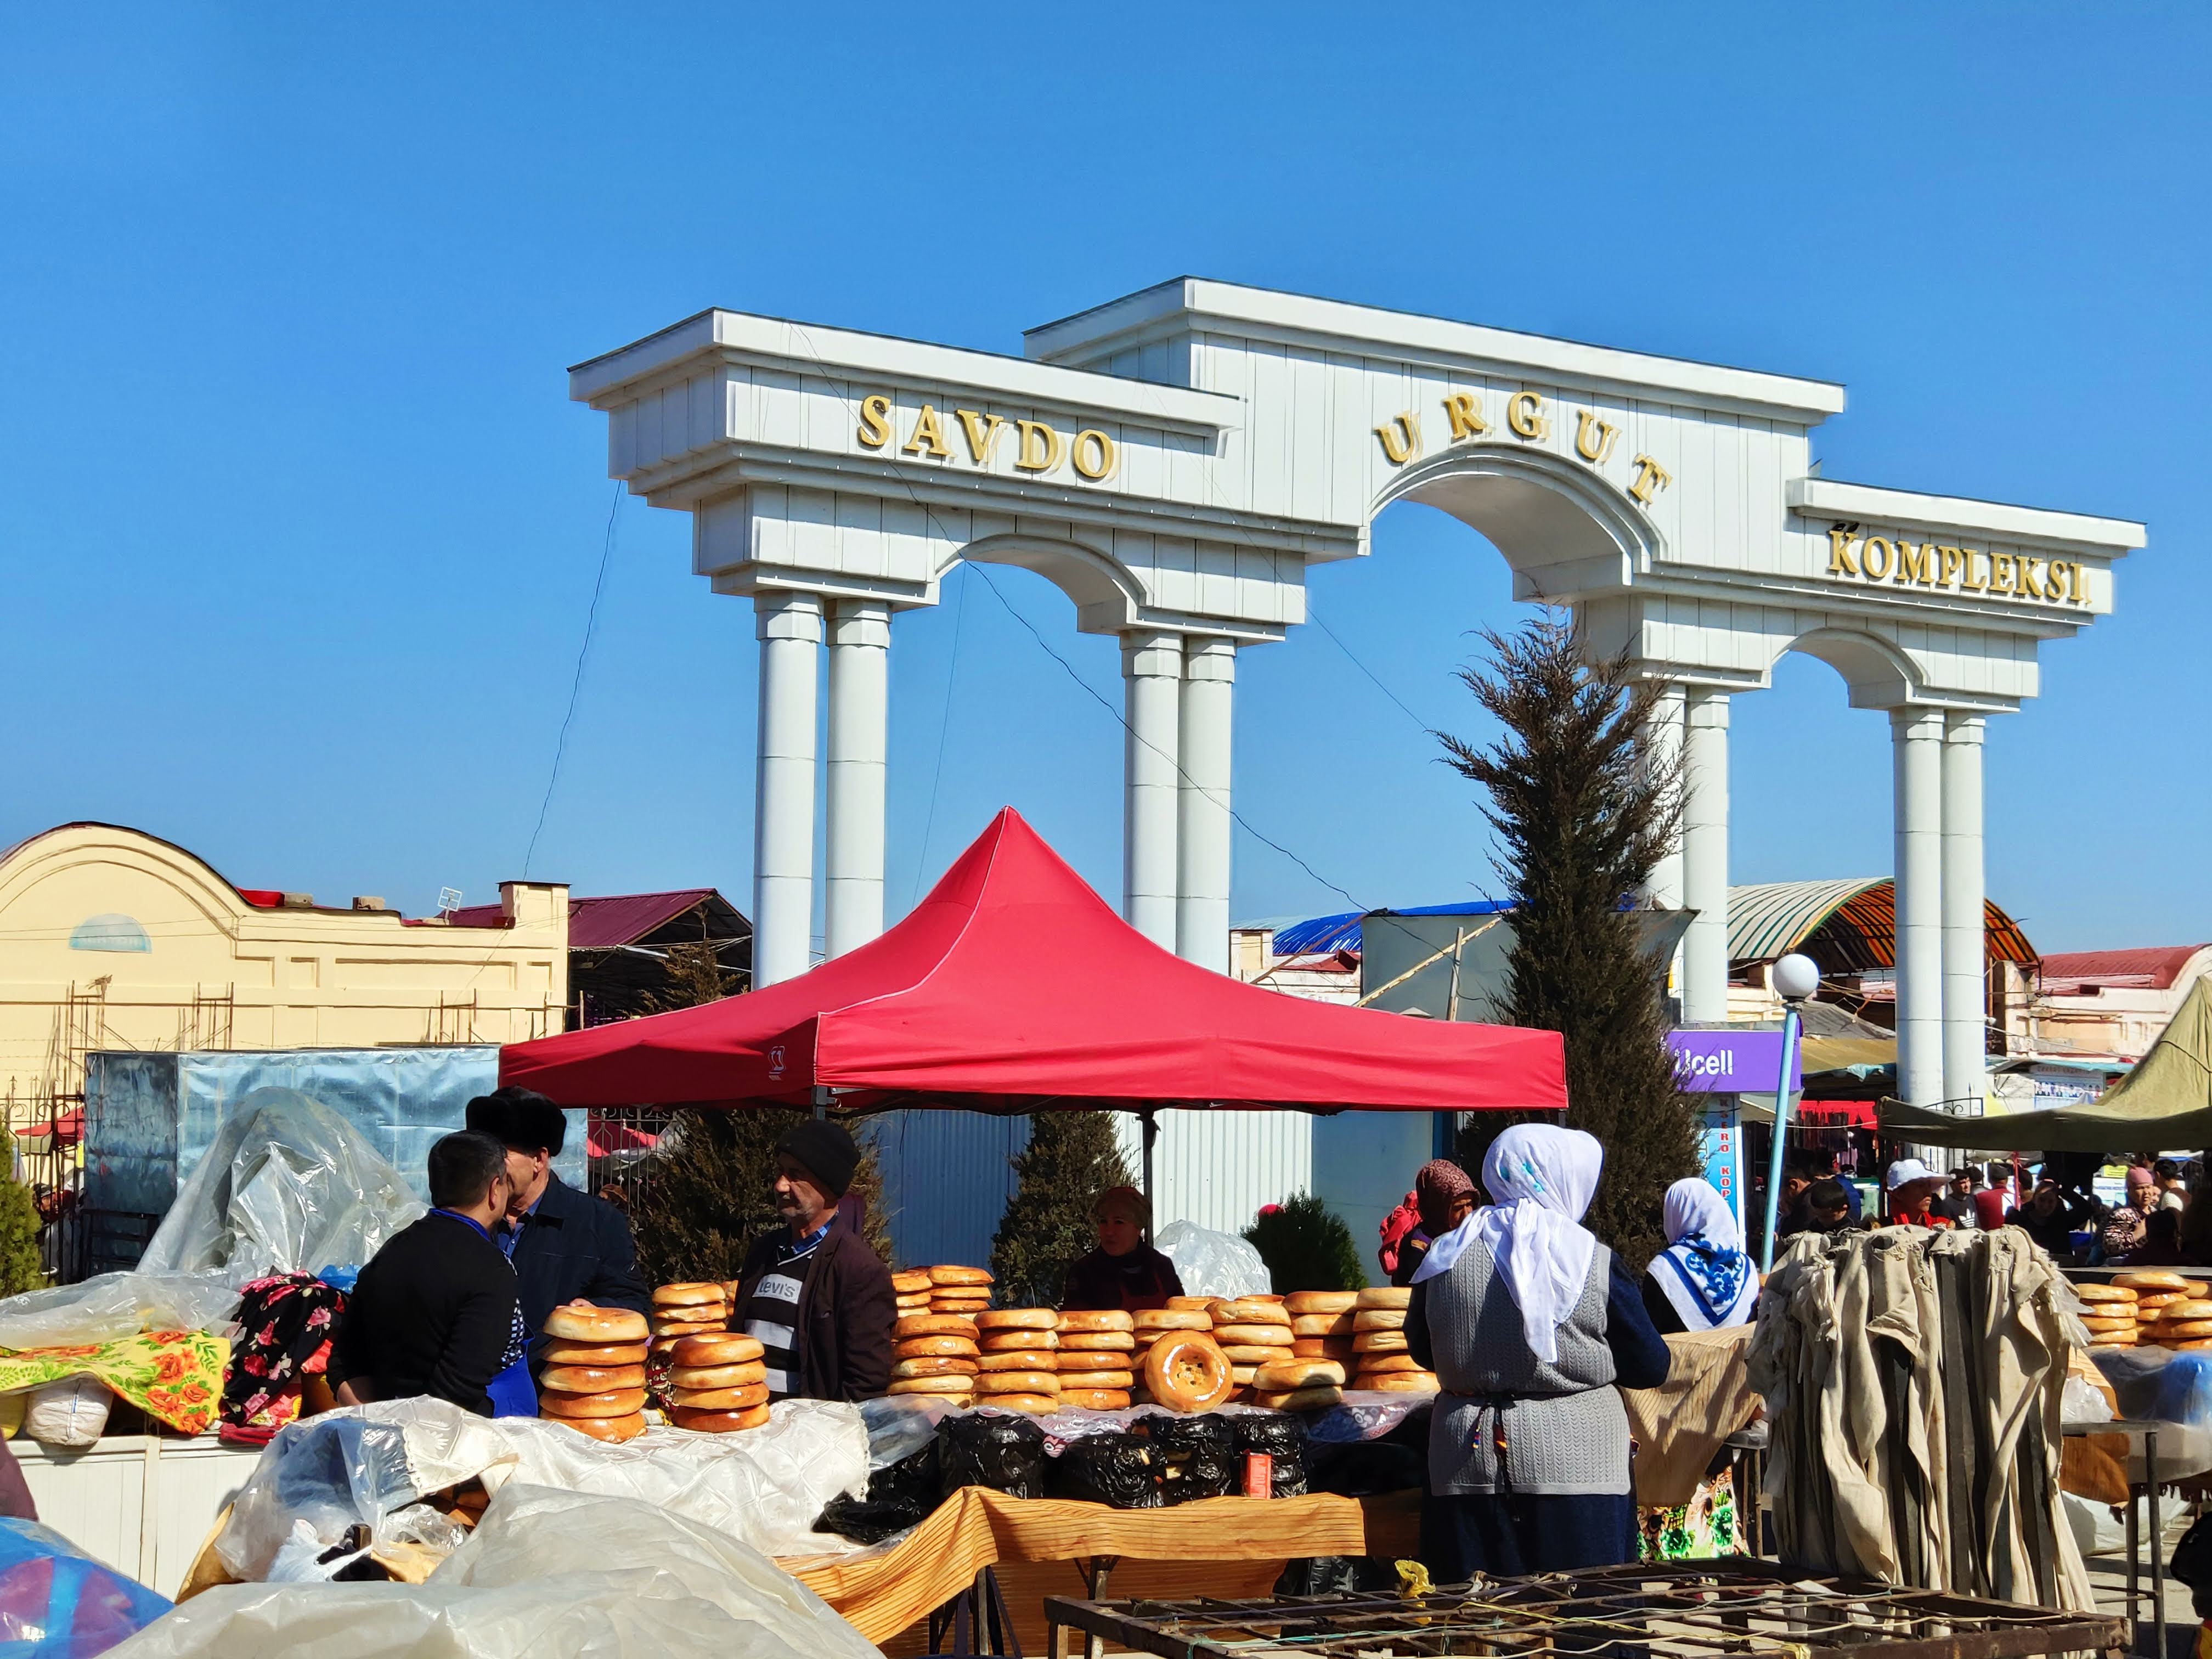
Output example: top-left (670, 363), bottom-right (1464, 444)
top-left (11, 1435), bottom-right (263, 1597)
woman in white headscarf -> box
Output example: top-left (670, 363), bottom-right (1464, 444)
top-left (1406, 1122), bottom-right (1671, 1581)
top-left (1642, 1177), bottom-right (1759, 1335)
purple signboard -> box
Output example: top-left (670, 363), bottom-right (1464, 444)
top-left (1667, 1029), bottom-right (1801, 1093)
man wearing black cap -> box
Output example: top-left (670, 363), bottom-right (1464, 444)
top-left (464, 1086), bottom-right (650, 1371)
top-left (733, 1119), bottom-right (894, 1402)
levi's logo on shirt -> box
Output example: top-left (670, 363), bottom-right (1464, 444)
top-left (755, 1273), bottom-right (803, 1306)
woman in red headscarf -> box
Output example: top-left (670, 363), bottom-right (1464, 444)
top-left (1381, 1160), bottom-right (1477, 1287)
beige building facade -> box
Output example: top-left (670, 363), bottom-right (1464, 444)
top-left (0, 823), bottom-right (568, 1125)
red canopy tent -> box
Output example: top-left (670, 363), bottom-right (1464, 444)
top-left (501, 810), bottom-right (1564, 1177)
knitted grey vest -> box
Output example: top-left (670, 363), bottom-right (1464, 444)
top-left (1424, 1232), bottom-right (1630, 1496)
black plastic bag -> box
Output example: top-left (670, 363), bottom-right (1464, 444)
top-left (1135, 1411), bottom-right (1236, 1504)
top-left (939, 1410), bottom-right (1048, 1500)
top-left (1234, 1410), bottom-right (1309, 1497)
top-left (818, 1440), bottom-right (943, 1543)
top-left (1047, 1431), bottom-right (1163, 1508)
top-left (1306, 1436), bottom-right (1425, 1497)
top-left (2174, 1513), bottom-right (2212, 1617)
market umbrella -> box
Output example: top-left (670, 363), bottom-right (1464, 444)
top-left (500, 808), bottom-right (1565, 1121)
top-left (1877, 976), bottom-right (2212, 1153)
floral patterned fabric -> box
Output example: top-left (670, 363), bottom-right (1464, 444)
top-left (222, 1273), bottom-right (345, 1437)
top-left (0, 1330), bottom-right (228, 1435)
top-left (1639, 1467), bottom-right (1742, 1561)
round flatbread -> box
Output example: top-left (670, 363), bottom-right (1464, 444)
top-left (1060, 1330), bottom-right (1137, 1352)
top-left (669, 1360), bottom-right (768, 1390)
top-left (980, 1393), bottom-right (1058, 1413)
top-left (1211, 1299), bottom-right (1290, 1327)
top-left (975, 1308), bottom-right (1058, 1330)
top-left (1133, 1309), bottom-right (1212, 1330)
top-left (558, 1411), bottom-right (646, 1443)
top-left (928, 1265), bottom-right (993, 1286)
top-left (974, 1371), bottom-right (1059, 1395)
top-left (1059, 1389), bottom-right (1131, 1410)
top-left (1355, 1286), bottom-right (1412, 1311)
top-left (670, 1333), bottom-right (764, 1368)
top-left (1214, 1323), bottom-right (1297, 1347)
top-left (1221, 1345), bottom-right (1295, 1364)
top-left (544, 1305), bottom-right (650, 1344)
top-left (1352, 1330), bottom-right (1410, 1353)
top-left (1255, 1358), bottom-right (1346, 1390)
top-left (1056, 1368), bottom-right (1136, 1390)
top-left (539, 1386), bottom-right (650, 1419)
top-left (982, 1328), bottom-right (1059, 1351)
top-left (1256, 1385), bottom-right (1345, 1410)
top-left (672, 1404), bottom-right (771, 1432)
top-left (671, 1383), bottom-right (770, 1410)
top-left (652, 1282), bottom-right (727, 1308)
top-left (890, 1355), bottom-right (979, 1379)
top-left (896, 1334), bottom-right (980, 1359)
top-left (1284, 1291), bottom-right (1359, 1316)
top-left (1352, 1308), bottom-right (1407, 1331)
top-left (1058, 1309), bottom-right (1135, 1333)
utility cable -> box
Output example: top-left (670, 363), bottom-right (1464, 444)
top-left (912, 563), bottom-right (970, 906)
top-left (965, 561), bottom-right (1364, 911)
top-left (1306, 605), bottom-right (1442, 737)
top-left (526, 481), bottom-right (624, 877)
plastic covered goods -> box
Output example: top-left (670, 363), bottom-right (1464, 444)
top-left (1048, 1431), bottom-right (1161, 1508)
top-left (0, 1272), bottom-right (242, 1352)
top-left (816, 1441), bottom-right (941, 1544)
top-left (1133, 1412), bottom-right (1234, 1504)
top-left (114, 1483), bottom-right (882, 1659)
top-left (938, 1412), bottom-right (1047, 1500)
top-left (1155, 1221), bottom-right (1270, 1299)
top-left (22, 1376), bottom-right (112, 1449)
top-left (0, 1517), bottom-right (171, 1659)
top-left (857, 1393), bottom-right (951, 1470)
top-left (217, 1396), bottom-right (870, 1581)
top-left (1233, 1411), bottom-right (1308, 1497)
top-left (137, 1089), bottom-right (425, 1280)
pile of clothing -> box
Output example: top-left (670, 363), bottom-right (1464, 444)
top-left (1748, 1224), bottom-right (2092, 1608)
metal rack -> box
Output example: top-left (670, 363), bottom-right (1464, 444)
top-left (1044, 1559), bottom-right (2127, 1659)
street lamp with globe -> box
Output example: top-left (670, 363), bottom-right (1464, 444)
top-left (1759, 953), bottom-right (1822, 1271)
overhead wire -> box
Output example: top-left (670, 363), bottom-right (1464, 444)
top-left (525, 481), bottom-right (624, 878)
top-left (782, 324), bottom-right (1367, 913)
top-left (912, 563), bottom-right (971, 907)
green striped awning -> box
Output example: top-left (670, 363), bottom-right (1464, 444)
top-left (1726, 878), bottom-right (2036, 973)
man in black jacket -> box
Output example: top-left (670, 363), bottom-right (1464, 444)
top-left (734, 1120), bottom-right (895, 1402)
top-left (329, 1131), bottom-right (529, 1415)
top-left (465, 1087), bottom-right (650, 1371)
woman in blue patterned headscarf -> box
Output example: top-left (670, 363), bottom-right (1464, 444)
top-left (1642, 1178), bottom-right (1758, 1335)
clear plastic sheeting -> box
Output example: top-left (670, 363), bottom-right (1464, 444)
top-left (0, 1271), bottom-right (241, 1351)
top-left (1155, 1221), bottom-right (1270, 1297)
top-left (136, 1089), bottom-right (425, 1279)
top-left (116, 1485), bottom-right (883, 1659)
top-left (216, 1397), bottom-right (871, 1581)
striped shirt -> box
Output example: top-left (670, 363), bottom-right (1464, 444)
top-left (743, 1220), bottom-right (831, 1400)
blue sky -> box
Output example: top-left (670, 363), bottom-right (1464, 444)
top-left (2, 6), bottom-right (2203, 955)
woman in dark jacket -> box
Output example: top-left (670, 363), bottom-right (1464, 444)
top-left (1060, 1186), bottom-right (1184, 1311)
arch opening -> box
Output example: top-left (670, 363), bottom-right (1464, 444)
top-left (1373, 445), bottom-right (1657, 605)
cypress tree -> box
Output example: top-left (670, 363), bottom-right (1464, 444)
top-left (989, 1112), bottom-right (1132, 1307)
top-left (1243, 1192), bottom-right (1368, 1292)
top-left (0, 1181), bottom-right (44, 1300)
top-left (1440, 612), bottom-right (1700, 1268)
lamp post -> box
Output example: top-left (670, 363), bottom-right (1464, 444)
top-left (1759, 953), bottom-right (1821, 1271)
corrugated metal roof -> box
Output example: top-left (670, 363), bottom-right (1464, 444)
top-left (2039, 945), bottom-right (2212, 991)
top-left (447, 888), bottom-right (741, 949)
top-left (1271, 900), bottom-right (1512, 958)
top-left (1726, 878), bottom-right (2036, 972)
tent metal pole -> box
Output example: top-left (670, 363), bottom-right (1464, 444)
top-left (1140, 1109), bottom-right (1158, 1240)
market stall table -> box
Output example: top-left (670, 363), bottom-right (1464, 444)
top-left (2063, 1419), bottom-right (2181, 1657)
top-left (1043, 1558), bottom-right (2130, 1659)
top-left (781, 1485), bottom-right (1419, 1651)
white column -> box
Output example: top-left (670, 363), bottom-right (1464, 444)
top-left (825, 599), bottom-right (891, 958)
top-left (1679, 688), bottom-right (1731, 1023)
top-left (1177, 636), bottom-right (1236, 971)
top-left (1120, 630), bottom-right (1183, 950)
top-left (1644, 683), bottom-right (1688, 1002)
top-left (752, 591), bottom-right (822, 987)
top-left (1942, 712), bottom-right (1987, 1108)
top-left (1891, 706), bottom-right (1947, 1106)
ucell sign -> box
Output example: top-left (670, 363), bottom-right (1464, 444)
top-left (1667, 1030), bottom-right (1802, 1093)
